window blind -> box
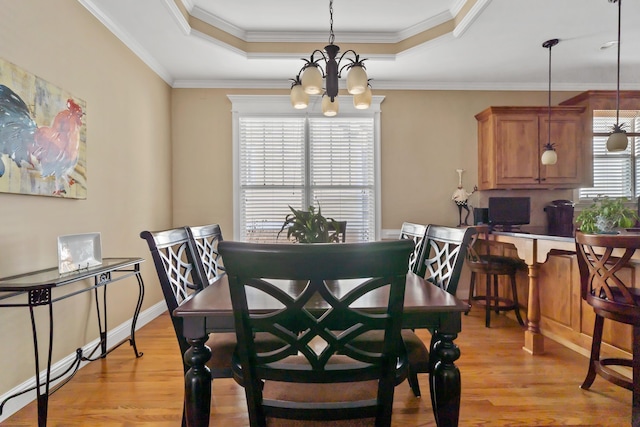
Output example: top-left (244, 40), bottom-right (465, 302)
top-left (579, 110), bottom-right (640, 200)
top-left (238, 116), bottom-right (376, 243)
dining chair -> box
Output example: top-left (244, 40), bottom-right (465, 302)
top-left (219, 239), bottom-right (415, 427)
top-left (575, 231), bottom-right (640, 426)
top-left (401, 225), bottom-right (476, 398)
top-left (399, 222), bottom-right (427, 275)
top-left (187, 223), bottom-right (225, 283)
top-left (140, 227), bottom-right (282, 427)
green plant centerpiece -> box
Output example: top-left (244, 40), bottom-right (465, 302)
top-left (575, 196), bottom-right (638, 234)
top-left (278, 204), bottom-right (341, 243)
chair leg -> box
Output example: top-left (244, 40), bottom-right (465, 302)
top-left (407, 365), bottom-right (422, 397)
top-left (485, 273), bottom-right (492, 328)
top-left (465, 272), bottom-right (476, 315)
top-left (633, 324), bottom-right (640, 427)
top-left (493, 275), bottom-right (500, 314)
top-left (509, 272), bottom-right (525, 326)
top-left (581, 314), bottom-right (604, 390)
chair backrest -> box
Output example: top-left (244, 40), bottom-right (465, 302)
top-left (331, 220), bottom-right (347, 242)
top-left (140, 227), bottom-right (207, 357)
top-left (575, 231), bottom-right (640, 319)
top-left (187, 224), bottom-right (225, 285)
top-left (219, 239), bottom-right (415, 426)
top-left (399, 222), bottom-right (427, 274)
top-left (416, 225), bottom-right (476, 294)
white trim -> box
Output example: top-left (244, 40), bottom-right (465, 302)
top-left (162, 0), bottom-right (191, 36)
top-left (0, 301), bottom-right (167, 423)
top-left (453, 0), bottom-right (492, 38)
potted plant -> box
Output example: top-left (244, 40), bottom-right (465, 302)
top-left (278, 204), bottom-right (341, 243)
top-left (575, 196), bottom-right (638, 234)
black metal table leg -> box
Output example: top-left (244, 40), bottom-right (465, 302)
top-left (129, 268), bottom-right (145, 357)
top-left (28, 289), bottom-right (53, 427)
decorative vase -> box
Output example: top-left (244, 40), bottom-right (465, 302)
top-left (595, 216), bottom-right (616, 234)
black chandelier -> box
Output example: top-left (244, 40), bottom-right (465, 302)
top-left (290, 0), bottom-right (372, 116)
top-left (541, 38), bottom-right (559, 166)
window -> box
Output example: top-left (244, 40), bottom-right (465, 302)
top-left (230, 95), bottom-right (382, 243)
top-left (579, 109), bottom-right (640, 200)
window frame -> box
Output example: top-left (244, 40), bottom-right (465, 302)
top-left (229, 94), bottom-right (384, 242)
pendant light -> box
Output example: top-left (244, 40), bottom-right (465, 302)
top-left (606, 0), bottom-right (628, 152)
top-left (541, 38), bottom-right (559, 166)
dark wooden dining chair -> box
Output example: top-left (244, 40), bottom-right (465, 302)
top-left (187, 223), bottom-right (225, 283)
top-left (575, 231), bottom-right (640, 427)
top-left (400, 225), bottom-right (476, 399)
top-left (399, 222), bottom-right (427, 275)
top-left (219, 239), bottom-right (415, 427)
top-left (140, 227), bottom-right (281, 427)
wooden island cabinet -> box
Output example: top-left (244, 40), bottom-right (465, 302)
top-left (476, 106), bottom-right (586, 190)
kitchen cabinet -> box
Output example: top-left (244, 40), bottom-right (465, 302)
top-left (476, 106), bottom-right (586, 190)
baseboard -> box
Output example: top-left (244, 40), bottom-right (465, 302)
top-left (0, 300), bottom-right (167, 423)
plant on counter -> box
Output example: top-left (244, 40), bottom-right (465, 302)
top-left (277, 204), bottom-right (341, 243)
top-left (575, 196), bottom-right (638, 234)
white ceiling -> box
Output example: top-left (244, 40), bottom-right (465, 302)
top-left (80, 0), bottom-right (640, 91)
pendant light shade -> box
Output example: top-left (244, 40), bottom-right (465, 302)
top-left (301, 66), bottom-right (323, 95)
top-left (353, 85), bottom-right (372, 109)
top-left (346, 65), bottom-right (368, 95)
top-left (541, 38), bottom-right (559, 166)
top-left (290, 81), bottom-right (309, 109)
top-left (322, 94), bottom-right (339, 116)
top-left (606, 0), bottom-right (628, 152)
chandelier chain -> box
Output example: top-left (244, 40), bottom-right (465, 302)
top-left (329, 0), bottom-right (335, 45)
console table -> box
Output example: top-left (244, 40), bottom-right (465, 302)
top-left (0, 257), bottom-right (145, 427)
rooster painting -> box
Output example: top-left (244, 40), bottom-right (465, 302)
top-left (0, 65), bottom-right (86, 198)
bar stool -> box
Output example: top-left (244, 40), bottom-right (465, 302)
top-left (466, 236), bottom-right (525, 328)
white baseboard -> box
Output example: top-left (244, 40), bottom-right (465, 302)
top-left (0, 300), bottom-right (167, 423)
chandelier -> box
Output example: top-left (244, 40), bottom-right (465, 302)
top-left (290, 0), bottom-right (372, 116)
top-left (606, 0), bottom-right (628, 151)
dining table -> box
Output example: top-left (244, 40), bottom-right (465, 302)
top-left (173, 271), bottom-right (469, 427)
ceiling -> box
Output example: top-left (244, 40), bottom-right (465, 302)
top-left (80, 0), bottom-right (640, 91)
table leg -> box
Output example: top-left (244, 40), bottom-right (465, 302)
top-left (129, 269), bottom-right (145, 357)
top-left (184, 336), bottom-right (212, 427)
top-left (429, 332), bottom-right (461, 427)
top-left (523, 263), bottom-right (544, 355)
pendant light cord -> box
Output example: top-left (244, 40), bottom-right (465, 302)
top-left (615, 0), bottom-right (621, 125)
top-left (548, 42), bottom-right (552, 146)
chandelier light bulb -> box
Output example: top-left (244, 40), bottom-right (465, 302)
top-left (290, 83), bottom-right (309, 109)
top-left (347, 65), bottom-right (368, 95)
top-left (353, 86), bottom-right (372, 109)
top-left (302, 66), bottom-right (323, 95)
top-left (322, 95), bottom-right (339, 117)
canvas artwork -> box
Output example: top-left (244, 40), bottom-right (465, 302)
top-left (0, 57), bottom-right (87, 199)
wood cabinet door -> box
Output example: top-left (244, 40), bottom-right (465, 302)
top-left (539, 112), bottom-right (583, 186)
top-left (494, 114), bottom-right (539, 186)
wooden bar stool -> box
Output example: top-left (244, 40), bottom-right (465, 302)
top-left (466, 234), bottom-right (525, 328)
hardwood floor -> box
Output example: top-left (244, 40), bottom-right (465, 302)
top-left (3, 309), bottom-right (630, 426)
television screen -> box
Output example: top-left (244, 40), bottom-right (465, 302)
top-left (488, 197), bottom-right (531, 229)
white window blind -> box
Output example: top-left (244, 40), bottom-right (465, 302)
top-left (237, 115), bottom-right (376, 243)
top-left (579, 110), bottom-right (640, 200)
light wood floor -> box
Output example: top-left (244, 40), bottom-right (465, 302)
top-left (3, 309), bottom-right (631, 426)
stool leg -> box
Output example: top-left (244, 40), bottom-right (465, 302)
top-left (510, 272), bottom-right (524, 326)
top-left (581, 314), bottom-right (604, 390)
top-left (485, 273), bottom-right (491, 328)
top-left (466, 272), bottom-right (476, 315)
top-left (493, 275), bottom-right (500, 314)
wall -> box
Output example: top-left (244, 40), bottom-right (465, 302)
top-left (172, 88), bottom-right (580, 236)
top-left (0, 0), bottom-right (172, 413)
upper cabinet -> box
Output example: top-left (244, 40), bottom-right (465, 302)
top-left (476, 106), bottom-right (586, 190)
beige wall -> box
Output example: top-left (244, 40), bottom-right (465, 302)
top-left (0, 0), bottom-right (172, 400)
top-left (172, 88), bottom-right (579, 236)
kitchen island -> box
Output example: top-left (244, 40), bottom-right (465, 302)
top-left (481, 227), bottom-right (637, 361)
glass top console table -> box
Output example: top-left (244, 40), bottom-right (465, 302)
top-left (0, 257), bottom-right (145, 427)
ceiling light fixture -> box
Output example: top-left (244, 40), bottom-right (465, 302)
top-left (606, 0), bottom-right (628, 152)
top-left (289, 0), bottom-right (371, 116)
top-left (541, 38), bottom-right (559, 166)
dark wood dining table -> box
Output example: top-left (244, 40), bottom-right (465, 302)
top-left (173, 271), bottom-right (469, 427)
